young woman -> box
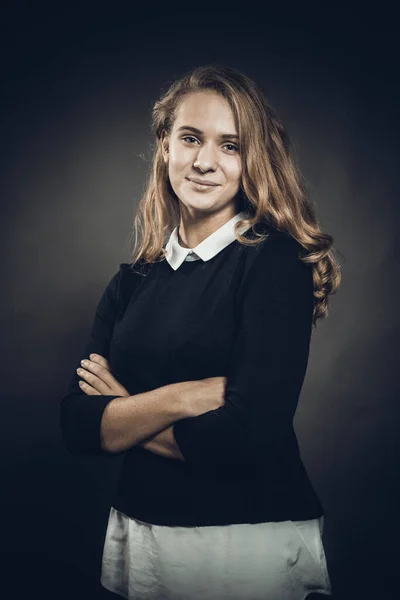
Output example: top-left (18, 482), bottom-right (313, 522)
top-left (61, 64), bottom-right (341, 599)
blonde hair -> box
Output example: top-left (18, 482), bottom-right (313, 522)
top-left (129, 64), bottom-right (342, 328)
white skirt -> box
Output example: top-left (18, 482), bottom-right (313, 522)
top-left (100, 507), bottom-right (332, 600)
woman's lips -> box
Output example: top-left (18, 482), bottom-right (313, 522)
top-left (186, 178), bottom-right (220, 192)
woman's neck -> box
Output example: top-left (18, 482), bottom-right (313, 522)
top-left (178, 205), bottom-right (239, 249)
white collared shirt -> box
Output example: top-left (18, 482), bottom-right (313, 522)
top-left (164, 210), bottom-right (252, 270)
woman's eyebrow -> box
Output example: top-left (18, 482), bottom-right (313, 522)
top-left (177, 125), bottom-right (239, 140)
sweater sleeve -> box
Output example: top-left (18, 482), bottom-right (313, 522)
top-left (172, 234), bottom-right (314, 469)
top-left (60, 266), bottom-right (125, 457)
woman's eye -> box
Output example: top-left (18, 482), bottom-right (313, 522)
top-left (182, 137), bottom-right (238, 152)
top-left (224, 144), bottom-right (238, 152)
top-left (182, 136), bottom-right (199, 144)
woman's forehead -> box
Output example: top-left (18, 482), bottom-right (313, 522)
top-left (173, 92), bottom-right (237, 134)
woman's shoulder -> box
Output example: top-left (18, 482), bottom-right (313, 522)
top-left (107, 260), bottom-right (150, 306)
top-left (244, 219), bottom-right (306, 262)
top-left (119, 259), bottom-right (149, 275)
top-left (235, 222), bottom-right (313, 309)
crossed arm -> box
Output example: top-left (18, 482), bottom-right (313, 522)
top-left (61, 236), bottom-right (313, 468)
top-left (139, 426), bottom-right (184, 460)
top-left (73, 353), bottom-right (186, 460)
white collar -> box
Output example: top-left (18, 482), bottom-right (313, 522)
top-left (165, 211), bottom-right (252, 271)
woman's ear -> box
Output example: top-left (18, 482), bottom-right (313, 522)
top-left (161, 131), bottom-right (169, 164)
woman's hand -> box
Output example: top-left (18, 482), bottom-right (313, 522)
top-left (77, 354), bottom-right (131, 397)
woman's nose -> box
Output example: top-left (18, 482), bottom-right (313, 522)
top-left (194, 143), bottom-right (218, 171)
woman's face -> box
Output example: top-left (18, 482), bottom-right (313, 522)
top-left (162, 91), bottom-right (242, 218)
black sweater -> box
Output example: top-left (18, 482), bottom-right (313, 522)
top-left (60, 222), bottom-right (324, 527)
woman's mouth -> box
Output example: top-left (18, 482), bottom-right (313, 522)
top-left (186, 178), bottom-right (220, 192)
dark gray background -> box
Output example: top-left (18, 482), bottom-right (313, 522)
top-left (1, 5), bottom-right (398, 600)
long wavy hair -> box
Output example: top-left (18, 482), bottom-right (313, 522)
top-left (128, 64), bottom-right (342, 328)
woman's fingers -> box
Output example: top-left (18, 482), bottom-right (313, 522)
top-left (78, 354), bottom-right (131, 397)
top-left (77, 363), bottom-right (112, 395)
top-left (79, 380), bottom-right (102, 395)
top-left (80, 358), bottom-right (114, 388)
top-left (89, 354), bottom-right (111, 371)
